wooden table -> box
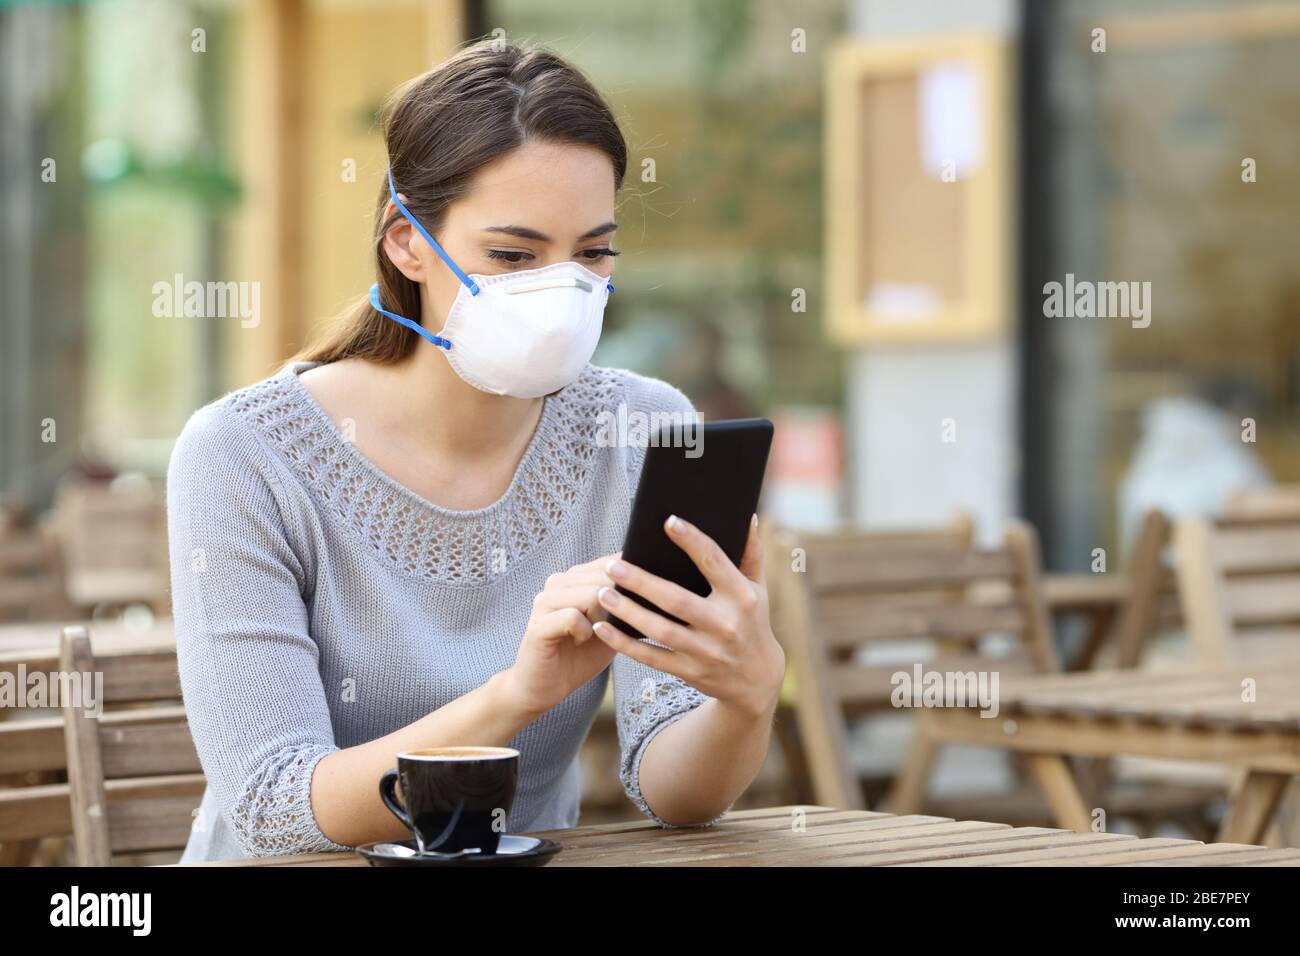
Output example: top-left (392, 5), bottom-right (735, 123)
top-left (909, 658), bottom-right (1300, 844)
top-left (181, 805), bottom-right (1300, 866)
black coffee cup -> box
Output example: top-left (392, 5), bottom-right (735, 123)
top-left (379, 746), bottom-right (520, 855)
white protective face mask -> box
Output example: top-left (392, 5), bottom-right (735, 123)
top-left (369, 168), bottom-right (613, 399)
top-left (433, 259), bottom-right (609, 398)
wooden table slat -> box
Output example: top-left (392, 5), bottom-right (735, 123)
top-left (1030, 842), bottom-right (1269, 867)
top-left (1146, 847), bottom-right (1300, 866)
top-left (909, 837), bottom-right (1198, 868)
top-left (800, 829), bottom-right (1135, 868)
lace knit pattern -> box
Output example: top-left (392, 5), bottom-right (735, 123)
top-left (229, 746), bottom-right (340, 855)
top-left (617, 677), bottom-right (728, 832)
top-left (226, 363), bottom-right (625, 586)
top-left (166, 361), bottom-right (730, 861)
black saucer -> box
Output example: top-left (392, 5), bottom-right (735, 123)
top-left (357, 834), bottom-right (562, 868)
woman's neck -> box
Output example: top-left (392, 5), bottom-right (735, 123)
top-left (298, 347), bottom-right (545, 511)
top-left (379, 345), bottom-right (543, 462)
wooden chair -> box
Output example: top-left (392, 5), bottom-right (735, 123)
top-left (1174, 509), bottom-right (1300, 847)
top-left (0, 525), bottom-right (71, 623)
top-left (775, 515), bottom-right (1226, 834)
top-left (0, 626), bottom-right (203, 866)
top-left (1175, 513), bottom-right (1300, 664)
top-left (764, 513), bottom-right (977, 808)
top-left (768, 517), bottom-right (1058, 813)
top-left (51, 479), bottom-right (170, 614)
top-left (1108, 490), bottom-right (1300, 669)
top-left (1066, 497), bottom-right (1300, 839)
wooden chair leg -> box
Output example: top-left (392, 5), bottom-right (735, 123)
top-left (1024, 753), bottom-right (1092, 832)
top-left (1080, 755), bottom-right (1112, 804)
top-left (886, 716), bottom-right (941, 814)
top-left (1075, 755), bottom-right (1134, 830)
top-left (1217, 770), bottom-right (1291, 845)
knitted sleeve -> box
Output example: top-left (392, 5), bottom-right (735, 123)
top-left (166, 401), bottom-right (350, 858)
top-left (611, 373), bottom-right (733, 829)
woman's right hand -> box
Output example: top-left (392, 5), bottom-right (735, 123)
top-left (501, 553), bottom-right (622, 720)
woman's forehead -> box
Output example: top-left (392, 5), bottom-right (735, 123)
top-left (453, 141), bottom-right (616, 229)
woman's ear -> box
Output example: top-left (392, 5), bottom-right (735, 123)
top-left (380, 198), bottom-right (426, 283)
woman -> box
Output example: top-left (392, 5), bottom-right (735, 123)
top-left (166, 39), bottom-right (785, 862)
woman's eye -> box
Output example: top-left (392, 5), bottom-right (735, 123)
top-left (580, 247), bottom-right (620, 260)
top-left (486, 249), bottom-right (532, 264)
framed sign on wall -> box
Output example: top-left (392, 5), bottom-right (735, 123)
top-left (824, 35), bottom-right (1015, 346)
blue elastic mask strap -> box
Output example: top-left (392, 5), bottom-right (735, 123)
top-left (369, 284), bottom-right (452, 350)
top-left (387, 167), bottom-right (480, 296)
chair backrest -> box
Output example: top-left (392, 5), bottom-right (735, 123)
top-left (1107, 491), bottom-right (1300, 668)
top-left (764, 512), bottom-right (975, 645)
top-left (0, 626), bottom-right (201, 865)
top-left (0, 527), bottom-right (69, 622)
top-left (51, 480), bottom-right (169, 611)
top-left (767, 517), bottom-right (1058, 810)
top-left (1175, 513), bottom-right (1300, 664)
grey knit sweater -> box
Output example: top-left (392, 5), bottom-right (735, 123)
top-left (166, 360), bottom-right (728, 862)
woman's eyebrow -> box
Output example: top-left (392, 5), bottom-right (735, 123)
top-left (483, 225), bottom-right (548, 240)
top-left (578, 222), bottom-right (618, 240)
top-left (482, 222), bottom-right (618, 242)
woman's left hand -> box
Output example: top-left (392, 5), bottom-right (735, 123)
top-left (592, 514), bottom-right (786, 720)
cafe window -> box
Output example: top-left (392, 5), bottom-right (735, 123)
top-left (1028, 0), bottom-right (1300, 568)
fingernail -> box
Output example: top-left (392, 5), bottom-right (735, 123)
top-left (605, 559), bottom-right (628, 580)
top-left (598, 586), bottom-right (620, 607)
top-left (666, 514), bottom-right (682, 532)
top-left (593, 621), bottom-right (612, 640)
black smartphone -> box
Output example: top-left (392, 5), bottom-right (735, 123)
top-left (608, 417), bottom-right (774, 640)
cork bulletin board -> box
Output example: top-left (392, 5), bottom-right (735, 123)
top-left (824, 35), bottom-right (1014, 345)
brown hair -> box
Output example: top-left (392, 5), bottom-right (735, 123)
top-left (295, 39), bottom-right (627, 365)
